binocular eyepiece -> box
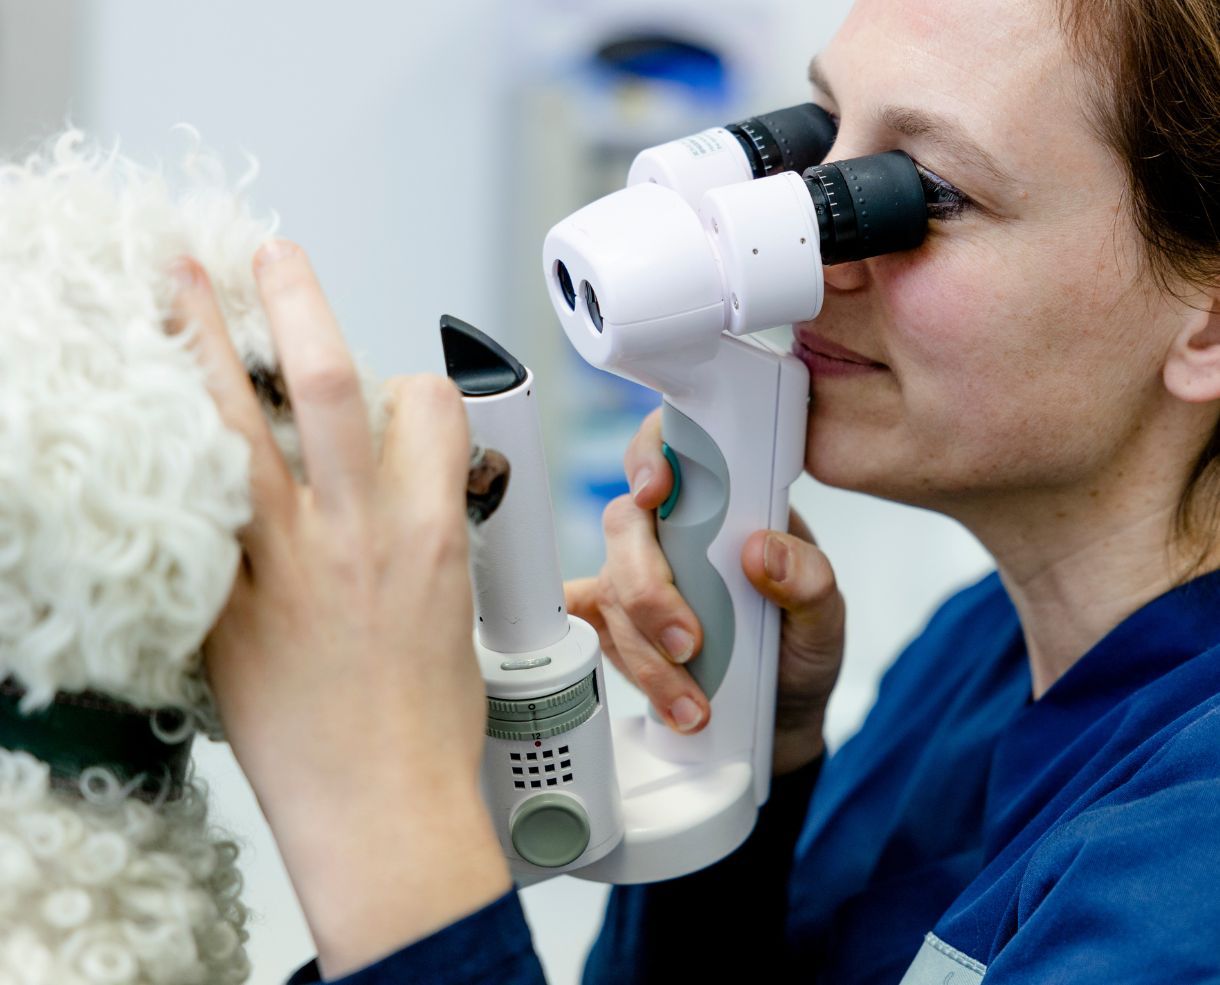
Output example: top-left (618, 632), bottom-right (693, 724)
top-left (803, 150), bottom-right (927, 265)
top-left (724, 103), bottom-right (840, 181)
top-left (544, 103), bottom-right (931, 373)
top-left (726, 104), bottom-right (932, 260)
top-left (624, 101), bottom-right (929, 263)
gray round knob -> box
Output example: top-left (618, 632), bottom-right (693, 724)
top-left (510, 794), bottom-right (591, 868)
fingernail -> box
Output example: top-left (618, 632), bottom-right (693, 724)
top-left (764, 535), bottom-right (790, 582)
top-left (254, 239), bottom-right (296, 270)
top-left (631, 467), bottom-right (653, 502)
top-left (660, 626), bottom-right (695, 664)
top-left (670, 696), bottom-right (703, 732)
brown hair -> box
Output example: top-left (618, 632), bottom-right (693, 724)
top-left (1059, 0), bottom-right (1220, 549)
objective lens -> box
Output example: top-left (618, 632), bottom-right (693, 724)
top-left (583, 282), bottom-right (604, 333)
top-left (557, 262), bottom-right (577, 310)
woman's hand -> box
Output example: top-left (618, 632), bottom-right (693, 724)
top-left (565, 408), bottom-right (845, 776)
top-left (170, 242), bottom-right (510, 979)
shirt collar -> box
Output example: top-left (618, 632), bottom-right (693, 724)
top-left (1031, 566), bottom-right (1220, 713)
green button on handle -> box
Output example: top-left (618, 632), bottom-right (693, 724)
top-left (510, 794), bottom-right (591, 868)
top-left (659, 442), bottom-right (682, 520)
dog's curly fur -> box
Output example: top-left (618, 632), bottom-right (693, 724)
top-left (0, 752), bottom-right (247, 984)
top-left (0, 130), bottom-right (400, 984)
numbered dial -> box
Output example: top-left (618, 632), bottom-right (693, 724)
top-left (486, 672), bottom-right (598, 741)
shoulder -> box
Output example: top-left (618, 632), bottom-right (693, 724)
top-left (1036, 695), bottom-right (1220, 862)
top-left (994, 698), bottom-right (1220, 981)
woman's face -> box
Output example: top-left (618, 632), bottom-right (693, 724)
top-left (795, 0), bottom-right (1202, 513)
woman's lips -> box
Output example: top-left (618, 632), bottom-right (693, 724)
top-left (792, 334), bottom-right (888, 379)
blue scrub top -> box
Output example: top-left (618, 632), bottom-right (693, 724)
top-left (288, 569), bottom-right (1220, 983)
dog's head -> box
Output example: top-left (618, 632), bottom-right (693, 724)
top-left (0, 131), bottom-right (505, 719)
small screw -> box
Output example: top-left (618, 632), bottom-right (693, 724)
top-left (752, 248), bottom-right (759, 255)
top-left (732, 293), bottom-right (740, 310)
top-left (800, 237), bottom-right (807, 244)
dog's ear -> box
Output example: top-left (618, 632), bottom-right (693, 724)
top-left (467, 448), bottom-right (510, 525)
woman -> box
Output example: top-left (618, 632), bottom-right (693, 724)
top-left (183, 0), bottom-right (1220, 980)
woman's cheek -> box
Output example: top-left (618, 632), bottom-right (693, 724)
top-left (872, 245), bottom-right (1002, 372)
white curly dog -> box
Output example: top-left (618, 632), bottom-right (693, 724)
top-left (0, 131), bottom-right (504, 985)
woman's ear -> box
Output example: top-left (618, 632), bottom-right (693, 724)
top-left (1164, 295), bottom-right (1220, 403)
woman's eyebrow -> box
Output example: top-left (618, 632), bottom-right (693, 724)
top-left (807, 55), bottom-right (1016, 190)
top-left (879, 106), bottom-right (1016, 190)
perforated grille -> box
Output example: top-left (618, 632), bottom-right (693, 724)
top-left (509, 744), bottom-right (574, 789)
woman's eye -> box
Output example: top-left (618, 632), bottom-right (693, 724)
top-left (914, 163), bottom-right (974, 221)
top-left (813, 109), bottom-right (973, 221)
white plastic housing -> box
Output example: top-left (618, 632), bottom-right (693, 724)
top-left (465, 366), bottom-right (624, 881)
top-left (572, 333), bottom-right (809, 883)
top-left (627, 126), bottom-right (754, 209)
top-left (465, 369), bottom-right (567, 654)
top-left (700, 171), bottom-right (824, 337)
top-left (538, 169), bottom-right (816, 882)
top-left (543, 172), bottom-right (824, 399)
top-left (478, 618), bottom-right (625, 880)
top-left (544, 181), bottom-right (727, 394)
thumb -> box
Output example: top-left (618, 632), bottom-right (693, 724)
top-left (741, 523), bottom-right (845, 657)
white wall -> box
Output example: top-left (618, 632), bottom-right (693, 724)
top-left (0, 2), bottom-right (994, 982)
top-left (77, 0), bottom-right (506, 378)
top-left (0, 1), bottom-right (80, 155)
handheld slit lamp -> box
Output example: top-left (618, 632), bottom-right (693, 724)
top-left (444, 103), bottom-right (929, 884)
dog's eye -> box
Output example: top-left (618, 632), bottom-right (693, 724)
top-left (467, 448), bottom-right (511, 525)
top-left (247, 366), bottom-right (291, 415)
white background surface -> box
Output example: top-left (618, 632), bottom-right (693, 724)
top-left (3, 2), bottom-right (993, 981)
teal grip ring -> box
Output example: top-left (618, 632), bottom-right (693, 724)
top-left (659, 443), bottom-right (682, 521)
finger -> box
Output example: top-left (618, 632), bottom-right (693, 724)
top-left (378, 375), bottom-right (472, 531)
top-left (568, 570), bottom-right (704, 730)
top-left (622, 408), bottom-right (673, 509)
top-left (600, 495), bottom-right (710, 732)
top-left (602, 495), bottom-right (703, 665)
top-left (741, 527), bottom-right (845, 654)
top-left (168, 258), bottom-right (296, 544)
top-left (565, 576), bottom-right (633, 685)
top-left (253, 240), bottom-right (375, 514)
top-left (597, 585), bottom-right (709, 733)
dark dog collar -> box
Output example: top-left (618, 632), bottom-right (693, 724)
top-left (0, 678), bottom-right (194, 801)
